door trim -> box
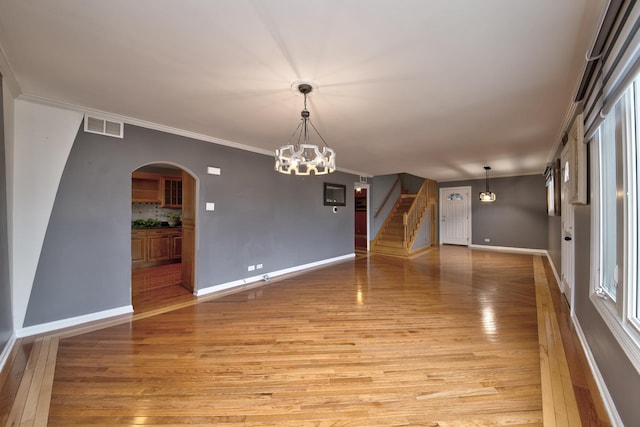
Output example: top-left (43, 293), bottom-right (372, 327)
top-left (560, 144), bottom-right (575, 310)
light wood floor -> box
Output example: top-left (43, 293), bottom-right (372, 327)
top-left (1, 246), bottom-right (611, 425)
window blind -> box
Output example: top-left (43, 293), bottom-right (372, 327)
top-left (582, 0), bottom-right (640, 139)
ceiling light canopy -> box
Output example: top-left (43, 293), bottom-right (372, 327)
top-left (479, 166), bottom-right (496, 202)
top-left (275, 82), bottom-right (336, 175)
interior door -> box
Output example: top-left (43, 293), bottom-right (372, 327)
top-left (439, 186), bottom-right (471, 246)
top-left (560, 146), bottom-right (575, 306)
top-left (181, 171), bottom-right (196, 293)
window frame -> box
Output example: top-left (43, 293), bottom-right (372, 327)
top-left (590, 79), bottom-right (640, 374)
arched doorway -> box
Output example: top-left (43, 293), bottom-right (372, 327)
top-left (131, 163), bottom-right (196, 312)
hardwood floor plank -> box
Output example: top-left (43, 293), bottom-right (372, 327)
top-left (0, 338), bottom-right (33, 426)
top-left (19, 337), bottom-right (52, 426)
top-left (33, 338), bottom-right (57, 426)
top-left (533, 256), bottom-right (582, 427)
top-left (5, 339), bottom-right (43, 426)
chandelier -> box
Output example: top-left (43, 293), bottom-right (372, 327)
top-left (275, 82), bottom-right (336, 175)
top-left (479, 166), bottom-right (496, 202)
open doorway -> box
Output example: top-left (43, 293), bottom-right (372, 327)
top-left (131, 163), bottom-right (196, 313)
top-left (354, 183), bottom-right (370, 252)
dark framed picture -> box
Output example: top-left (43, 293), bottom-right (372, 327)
top-left (324, 182), bottom-right (346, 206)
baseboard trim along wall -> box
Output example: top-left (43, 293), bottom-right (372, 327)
top-left (468, 244), bottom-right (547, 255)
top-left (16, 305), bottom-right (133, 338)
top-left (195, 253), bottom-right (356, 297)
top-left (573, 315), bottom-right (623, 426)
top-left (14, 255), bottom-right (356, 338)
top-left (546, 252), bottom-right (562, 288)
top-left (0, 333), bottom-right (17, 373)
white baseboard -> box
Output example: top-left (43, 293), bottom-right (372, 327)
top-left (16, 305), bottom-right (133, 338)
top-left (0, 332), bottom-right (17, 373)
top-left (13, 254), bottom-right (356, 337)
top-left (468, 244), bottom-right (547, 255)
top-left (196, 253), bottom-right (355, 297)
top-left (572, 315), bottom-right (623, 426)
top-left (545, 251), bottom-right (562, 290)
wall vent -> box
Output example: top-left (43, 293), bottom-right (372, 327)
top-left (83, 114), bottom-right (124, 139)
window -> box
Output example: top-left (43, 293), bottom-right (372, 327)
top-left (591, 76), bottom-right (640, 371)
top-left (599, 100), bottom-right (619, 301)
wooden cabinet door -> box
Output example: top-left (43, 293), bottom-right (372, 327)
top-left (161, 177), bottom-right (182, 207)
top-left (132, 172), bottom-right (161, 202)
top-left (171, 235), bottom-right (182, 259)
top-left (131, 231), bottom-right (147, 263)
top-left (148, 235), bottom-right (171, 262)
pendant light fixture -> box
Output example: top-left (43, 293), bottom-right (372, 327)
top-left (479, 166), bottom-right (496, 202)
top-left (275, 82), bottom-right (336, 175)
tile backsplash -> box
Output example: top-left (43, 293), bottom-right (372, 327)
top-left (132, 203), bottom-right (181, 221)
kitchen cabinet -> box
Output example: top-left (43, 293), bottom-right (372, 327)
top-left (131, 230), bottom-right (147, 263)
top-left (161, 177), bottom-right (182, 207)
top-left (131, 227), bottom-right (182, 269)
top-left (132, 172), bottom-right (161, 203)
top-left (148, 229), bottom-right (172, 262)
top-left (132, 172), bottom-right (182, 207)
top-left (171, 235), bottom-right (182, 259)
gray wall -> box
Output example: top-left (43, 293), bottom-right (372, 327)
top-left (24, 123), bottom-right (357, 326)
top-left (370, 174), bottom-right (400, 238)
top-left (440, 174), bottom-right (547, 249)
top-left (411, 211), bottom-right (431, 251)
top-left (547, 216), bottom-right (562, 270)
top-left (399, 172), bottom-right (425, 193)
top-left (0, 74), bottom-right (12, 350)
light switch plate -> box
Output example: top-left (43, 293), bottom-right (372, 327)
top-left (205, 202), bottom-right (215, 211)
top-left (207, 166), bottom-right (221, 175)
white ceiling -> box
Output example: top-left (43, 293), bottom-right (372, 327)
top-left (0, 0), bottom-right (606, 181)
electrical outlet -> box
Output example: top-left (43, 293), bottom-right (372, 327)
top-left (256, 264), bottom-right (263, 269)
top-left (484, 238), bottom-right (491, 242)
top-left (248, 265), bottom-right (255, 271)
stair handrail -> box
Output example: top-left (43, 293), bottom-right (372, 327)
top-left (402, 180), bottom-right (431, 248)
top-left (374, 176), bottom-right (401, 218)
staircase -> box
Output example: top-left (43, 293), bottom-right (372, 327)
top-left (371, 178), bottom-right (438, 257)
top-left (372, 195), bottom-right (416, 253)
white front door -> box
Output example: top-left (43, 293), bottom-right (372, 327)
top-left (560, 146), bottom-right (575, 307)
top-left (439, 186), bottom-right (471, 246)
